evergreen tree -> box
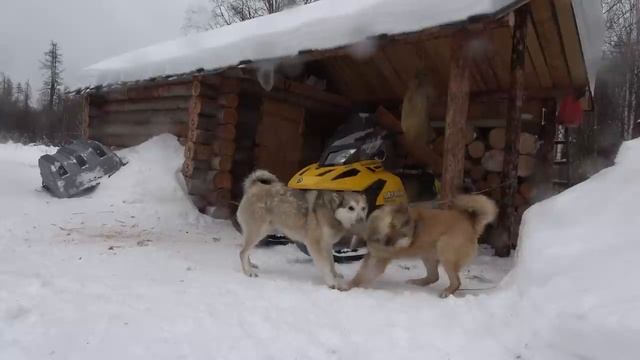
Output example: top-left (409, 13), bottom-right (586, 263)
top-left (15, 82), bottom-right (24, 104)
top-left (39, 41), bottom-right (64, 111)
top-left (1, 74), bottom-right (14, 102)
top-left (23, 81), bottom-right (32, 111)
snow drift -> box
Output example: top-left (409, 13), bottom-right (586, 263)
top-left (1, 134), bottom-right (638, 359)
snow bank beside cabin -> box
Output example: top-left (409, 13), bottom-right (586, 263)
top-left (504, 138), bottom-right (640, 359)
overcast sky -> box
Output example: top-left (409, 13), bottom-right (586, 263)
top-left (0, 0), bottom-right (196, 89)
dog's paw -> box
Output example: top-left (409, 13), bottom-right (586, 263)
top-left (325, 277), bottom-right (346, 290)
top-left (243, 269), bottom-right (259, 278)
top-left (407, 277), bottom-right (438, 287)
top-left (438, 290), bottom-right (452, 299)
top-left (406, 278), bottom-right (424, 286)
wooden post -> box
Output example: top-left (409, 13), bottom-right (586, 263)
top-left (441, 31), bottom-right (472, 203)
top-left (495, 4), bottom-right (529, 257)
top-left (533, 99), bottom-right (557, 198)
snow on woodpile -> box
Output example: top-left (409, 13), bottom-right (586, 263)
top-left (80, 0), bottom-right (518, 85)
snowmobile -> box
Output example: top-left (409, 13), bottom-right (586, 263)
top-left (264, 113), bottom-right (440, 262)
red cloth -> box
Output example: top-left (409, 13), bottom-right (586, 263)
top-left (557, 95), bottom-right (584, 127)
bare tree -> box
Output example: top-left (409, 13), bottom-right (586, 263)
top-left (182, 0), bottom-right (319, 33)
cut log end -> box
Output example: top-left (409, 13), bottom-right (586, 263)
top-left (467, 140), bottom-right (486, 159)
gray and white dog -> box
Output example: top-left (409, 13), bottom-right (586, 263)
top-left (237, 169), bottom-right (368, 289)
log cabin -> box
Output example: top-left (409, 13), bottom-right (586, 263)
top-left (73, 0), bottom-right (604, 256)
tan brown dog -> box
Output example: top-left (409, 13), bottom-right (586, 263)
top-left (345, 195), bottom-right (497, 298)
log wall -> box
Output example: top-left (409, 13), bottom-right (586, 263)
top-left (84, 80), bottom-right (196, 147)
top-left (182, 76), bottom-right (241, 220)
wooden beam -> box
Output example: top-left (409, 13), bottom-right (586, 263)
top-left (441, 30), bottom-right (472, 203)
top-left (496, 4), bottom-right (530, 257)
top-left (526, 15), bottom-right (553, 88)
top-left (101, 97), bottom-right (191, 112)
top-left (530, 0), bottom-right (571, 87)
top-left (96, 82), bottom-right (193, 102)
top-left (552, 0), bottom-right (589, 87)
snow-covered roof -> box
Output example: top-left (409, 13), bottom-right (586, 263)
top-left (80, 0), bottom-right (604, 91)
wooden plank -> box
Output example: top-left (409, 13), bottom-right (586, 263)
top-left (98, 82), bottom-right (193, 101)
top-left (343, 57), bottom-right (390, 101)
top-left (275, 77), bottom-right (351, 108)
top-left (524, 51), bottom-right (541, 89)
top-left (262, 99), bottom-right (306, 121)
top-left (184, 142), bottom-right (213, 161)
top-left (101, 97), bottom-right (191, 112)
top-left (189, 110), bottom-right (238, 131)
top-left (191, 96), bottom-right (239, 116)
top-left (526, 16), bottom-right (553, 88)
top-left (552, 0), bottom-right (589, 87)
top-left (187, 124), bottom-right (236, 144)
top-left (530, 0), bottom-right (571, 87)
top-left (487, 27), bottom-right (513, 90)
top-left (382, 43), bottom-right (421, 86)
top-left (371, 51), bottom-right (407, 97)
top-left (441, 31), bottom-right (472, 203)
top-left (497, 4), bottom-right (529, 257)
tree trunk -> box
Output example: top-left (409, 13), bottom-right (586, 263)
top-left (441, 31), bottom-right (472, 203)
top-left (495, 4), bottom-right (529, 257)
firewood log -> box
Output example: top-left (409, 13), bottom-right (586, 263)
top-left (519, 132), bottom-right (538, 155)
top-left (467, 140), bottom-right (486, 159)
top-left (517, 155), bottom-right (537, 177)
top-left (488, 128), bottom-right (506, 149)
top-left (482, 149), bottom-right (504, 172)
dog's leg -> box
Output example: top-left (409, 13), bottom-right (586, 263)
top-left (345, 254), bottom-right (390, 290)
top-left (239, 228), bottom-right (265, 278)
top-left (324, 243), bottom-right (343, 280)
top-left (439, 261), bottom-right (462, 298)
top-left (407, 255), bottom-right (440, 287)
top-left (306, 237), bottom-right (341, 289)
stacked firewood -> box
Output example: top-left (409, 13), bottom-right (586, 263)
top-left (181, 77), bottom-right (240, 220)
top-left (432, 125), bottom-right (538, 216)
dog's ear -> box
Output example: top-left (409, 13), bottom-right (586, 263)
top-left (330, 192), bottom-right (343, 209)
top-left (320, 191), bottom-right (342, 210)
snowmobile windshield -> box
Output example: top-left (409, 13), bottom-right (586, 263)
top-left (320, 113), bottom-right (387, 166)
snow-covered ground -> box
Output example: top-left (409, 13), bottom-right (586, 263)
top-left (1, 134), bottom-right (638, 360)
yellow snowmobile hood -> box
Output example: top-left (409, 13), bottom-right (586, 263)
top-left (288, 160), bottom-right (407, 206)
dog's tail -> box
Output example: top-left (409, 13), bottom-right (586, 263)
top-left (243, 169), bottom-right (279, 193)
top-left (451, 194), bottom-right (498, 236)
